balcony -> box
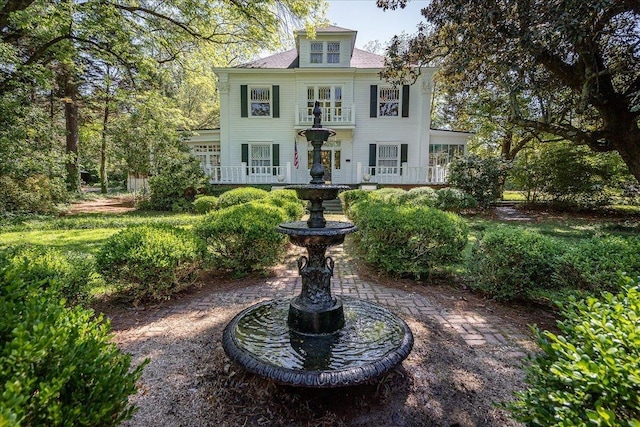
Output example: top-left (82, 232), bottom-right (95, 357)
top-left (296, 105), bottom-right (355, 128)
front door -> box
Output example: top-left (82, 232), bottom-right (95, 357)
top-left (321, 150), bottom-right (332, 182)
top-left (307, 149), bottom-right (339, 183)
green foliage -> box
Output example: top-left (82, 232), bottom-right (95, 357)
top-left (263, 190), bottom-right (305, 221)
top-left (436, 187), bottom-right (478, 212)
top-left (466, 227), bottom-right (566, 300)
top-left (558, 236), bottom-right (640, 293)
top-left (145, 153), bottom-right (206, 212)
top-left (2, 246), bottom-right (99, 306)
top-left (0, 175), bottom-right (67, 215)
top-left (194, 201), bottom-right (289, 277)
top-left (369, 188), bottom-right (406, 204)
top-left (350, 199), bottom-right (468, 278)
top-left (510, 278), bottom-right (640, 426)
top-left (193, 195), bottom-right (218, 214)
top-left (398, 186), bottom-right (439, 207)
top-left (448, 154), bottom-right (510, 208)
top-left (0, 263), bottom-right (145, 426)
top-left (510, 143), bottom-right (626, 208)
top-left (339, 189), bottom-right (371, 218)
top-left (216, 187), bottom-right (269, 209)
top-left (96, 224), bottom-right (206, 300)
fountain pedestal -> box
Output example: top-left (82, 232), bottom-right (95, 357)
top-left (222, 102), bottom-right (413, 388)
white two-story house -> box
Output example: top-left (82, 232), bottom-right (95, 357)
top-left (187, 25), bottom-right (470, 187)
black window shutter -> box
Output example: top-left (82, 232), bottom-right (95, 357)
top-left (369, 143), bottom-right (377, 176)
top-left (240, 85), bottom-right (248, 117)
top-left (400, 144), bottom-right (408, 175)
top-left (241, 143), bottom-right (249, 175)
top-left (272, 143), bottom-right (280, 175)
top-left (401, 85), bottom-right (410, 117)
top-left (272, 85), bottom-right (280, 118)
top-left (370, 85), bottom-right (378, 118)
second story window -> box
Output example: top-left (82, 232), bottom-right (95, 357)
top-left (310, 42), bottom-right (323, 64)
top-left (327, 42), bottom-right (340, 63)
top-left (379, 87), bottom-right (400, 117)
top-left (250, 87), bottom-right (271, 117)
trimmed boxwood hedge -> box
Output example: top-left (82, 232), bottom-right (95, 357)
top-left (349, 199), bottom-right (468, 278)
top-left (0, 256), bottom-right (145, 426)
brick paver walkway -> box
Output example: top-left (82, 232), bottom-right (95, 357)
top-left (213, 245), bottom-right (532, 354)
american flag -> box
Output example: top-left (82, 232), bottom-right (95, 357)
top-left (294, 140), bottom-right (299, 169)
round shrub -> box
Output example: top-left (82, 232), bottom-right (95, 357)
top-left (0, 266), bottom-right (145, 426)
top-left (437, 187), bottom-right (478, 212)
top-left (96, 224), bottom-right (206, 301)
top-left (510, 277), bottom-right (640, 425)
top-left (448, 154), bottom-right (510, 208)
top-left (466, 227), bottom-right (566, 300)
top-left (194, 201), bottom-right (289, 277)
top-left (216, 187), bottom-right (268, 209)
top-left (339, 189), bottom-right (370, 218)
top-left (263, 190), bottom-right (305, 221)
top-left (351, 199), bottom-right (468, 278)
top-left (369, 188), bottom-right (406, 204)
top-left (398, 186), bottom-right (438, 207)
top-left (146, 154), bottom-right (206, 212)
top-left (193, 195), bottom-right (218, 214)
top-left (558, 236), bottom-right (640, 293)
top-left (2, 246), bottom-right (99, 306)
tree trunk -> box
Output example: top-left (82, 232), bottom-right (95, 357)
top-left (61, 71), bottom-right (81, 192)
top-left (100, 100), bottom-right (109, 194)
top-left (614, 130), bottom-right (640, 185)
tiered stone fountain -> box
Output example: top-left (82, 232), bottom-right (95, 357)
top-left (222, 102), bottom-right (413, 387)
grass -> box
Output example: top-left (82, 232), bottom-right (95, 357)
top-left (3, 200), bottom-right (640, 306)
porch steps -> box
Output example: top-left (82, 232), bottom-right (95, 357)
top-left (308, 198), bottom-right (343, 214)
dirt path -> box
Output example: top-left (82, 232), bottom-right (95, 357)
top-left (65, 195), bottom-right (136, 215)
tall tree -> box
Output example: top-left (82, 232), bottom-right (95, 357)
top-left (379, 0), bottom-right (640, 182)
top-left (0, 0), bottom-right (325, 192)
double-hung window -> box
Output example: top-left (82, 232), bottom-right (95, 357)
top-left (250, 87), bottom-right (271, 117)
top-left (377, 144), bottom-right (399, 174)
top-left (379, 87), bottom-right (400, 117)
top-left (250, 144), bottom-right (271, 174)
top-left (327, 42), bottom-right (340, 63)
top-left (310, 42), bottom-right (323, 64)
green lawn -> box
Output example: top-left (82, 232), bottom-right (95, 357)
top-left (0, 211), bottom-right (203, 254)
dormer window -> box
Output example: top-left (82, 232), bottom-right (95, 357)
top-left (327, 42), bottom-right (340, 63)
top-left (310, 42), bottom-right (323, 64)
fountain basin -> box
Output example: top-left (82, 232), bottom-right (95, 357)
top-left (276, 221), bottom-right (357, 247)
top-left (222, 297), bottom-right (414, 388)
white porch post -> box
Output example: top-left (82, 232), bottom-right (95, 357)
top-left (356, 162), bottom-right (362, 183)
top-left (241, 162), bottom-right (247, 184)
top-left (286, 162), bottom-right (291, 183)
top-left (401, 162), bottom-right (408, 184)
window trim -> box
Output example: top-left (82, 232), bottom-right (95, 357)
top-left (326, 41), bottom-right (340, 64)
top-left (248, 86), bottom-right (272, 118)
top-left (249, 143), bottom-right (272, 175)
top-left (310, 41), bottom-right (323, 64)
top-left (376, 143), bottom-right (400, 174)
top-left (378, 87), bottom-right (400, 117)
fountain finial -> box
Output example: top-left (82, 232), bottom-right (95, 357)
top-left (312, 100), bottom-right (322, 128)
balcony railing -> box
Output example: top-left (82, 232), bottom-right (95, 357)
top-left (296, 105), bottom-right (354, 126)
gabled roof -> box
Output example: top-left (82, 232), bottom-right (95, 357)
top-left (296, 24), bottom-right (356, 34)
top-left (237, 47), bottom-right (385, 69)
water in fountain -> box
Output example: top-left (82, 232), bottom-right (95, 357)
top-left (222, 101), bottom-right (413, 388)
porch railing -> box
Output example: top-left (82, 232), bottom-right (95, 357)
top-left (356, 163), bottom-right (449, 185)
top-left (204, 163), bottom-right (292, 184)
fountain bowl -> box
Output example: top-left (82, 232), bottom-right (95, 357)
top-left (222, 297), bottom-right (414, 388)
